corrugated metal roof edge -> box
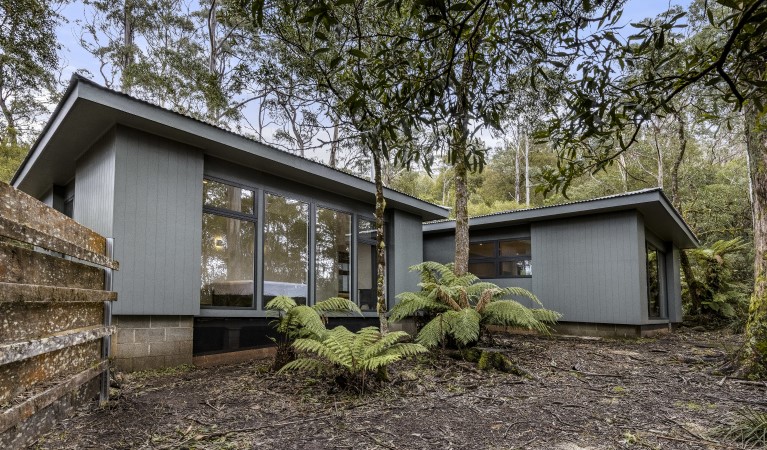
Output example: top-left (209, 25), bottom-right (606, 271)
top-left (13, 74), bottom-right (449, 217)
top-left (424, 187), bottom-right (699, 246)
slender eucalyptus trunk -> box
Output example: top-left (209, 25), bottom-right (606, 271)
top-left (452, 37), bottom-right (478, 276)
top-left (618, 153), bottom-right (628, 191)
top-left (329, 118), bottom-right (339, 167)
top-left (372, 152), bottom-right (388, 334)
top-left (669, 111), bottom-right (700, 315)
top-left (524, 130), bottom-right (530, 207)
top-left (0, 97), bottom-right (17, 146)
top-left (121, 0), bottom-right (134, 94)
top-left (670, 111), bottom-right (687, 205)
top-left (742, 100), bottom-right (767, 378)
top-left (454, 160), bottom-right (469, 275)
top-left (514, 137), bottom-right (520, 203)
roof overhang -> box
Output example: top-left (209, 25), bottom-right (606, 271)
top-left (13, 76), bottom-right (449, 221)
top-left (424, 189), bottom-right (699, 249)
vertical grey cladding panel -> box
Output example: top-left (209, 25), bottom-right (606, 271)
top-left (112, 126), bottom-right (203, 316)
top-left (391, 210), bottom-right (424, 302)
top-left (423, 232), bottom-right (456, 264)
top-left (532, 211), bottom-right (643, 325)
top-left (74, 129), bottom-right (116, 237)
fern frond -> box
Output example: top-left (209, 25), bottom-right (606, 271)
top-left (482, 300), bottom-right (556, 333)
top-left (361, 354), bottom-right (402, 371)
top-left (443, 309), bottom-right (481, 346)
top-left (380, 342), bottom-right (428, 359)
top-left (501, 286), bottom-right (540, 304)
top-left (361, 330), bottom-right (409, 359)
top-left (416, 316), bottom-right (449, 348)
top-left (389, 292), bottom-right (446, 321)
top-left (265, 295), bottom-right (297, 313)
top-left (286, 305), bottom-right (327, 338)
top-left (531, 308), bottom-right (562, 324)
top-left (313, 297), bottom-right (362, 315)
top-left (412, 261), bottom-right (457, 286)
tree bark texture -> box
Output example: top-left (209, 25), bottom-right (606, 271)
top-left (742, 100), bottom-right (767, 378)
top-left (372, 153), bottom-right (388, 334)
top-left (451, 36), bottom-right (478, 277)
top-left (454, 160), bottom-right (469, 276)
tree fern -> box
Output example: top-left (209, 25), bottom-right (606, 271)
top-left (391, 261), bottom-right (561, 349)
top-left (265, 295), bottom-right (362, 369)
top-left (279, 326), bottom-right (427, 386)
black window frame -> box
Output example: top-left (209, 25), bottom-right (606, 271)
top-left (468, 238), bottom-right (532, 279)
top-left (201, 178), bottom-right (258, 310)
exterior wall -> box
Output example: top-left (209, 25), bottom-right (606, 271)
top-left (112, 126), bottom-right (204, 316)
top-left (390, 210), bottom-right (424, 303)
top-left (73, 129), bottom-right (116, 236)
top-left (112, 315), bottom-right (194, 372)
top-left (532, 211), bottom-right (644, 325)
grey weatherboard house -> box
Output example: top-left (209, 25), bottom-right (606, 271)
top-left (13, 76), bottom-right (697, 370)
top-left (423, 188), bottom-right (699, 336)
top-left (12, 75), bottom-right (448, 371)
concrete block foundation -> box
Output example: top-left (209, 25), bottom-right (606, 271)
top-left (112, 315), bottom-right (193, 372)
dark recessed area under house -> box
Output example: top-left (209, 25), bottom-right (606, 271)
top-left (13, 75), bottom-right (698, 371)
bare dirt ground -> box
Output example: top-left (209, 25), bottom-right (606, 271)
top-left (32, 329), bottom-right (767, 449)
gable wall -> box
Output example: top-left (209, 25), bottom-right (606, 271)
top-left (531, 211), bottom-right (644, 324)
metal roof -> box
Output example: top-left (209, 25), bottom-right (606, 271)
top-left (12, 75), bottom-right (450, 221)
top-left (423, 188), bottom-right (699, 249)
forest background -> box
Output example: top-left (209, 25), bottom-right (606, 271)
top-left (0, 0), bottom-right (753, 330)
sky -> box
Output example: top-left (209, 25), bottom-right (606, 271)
top-left (53, 0), bottom-right (693, 164)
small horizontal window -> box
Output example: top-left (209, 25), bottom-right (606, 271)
top-left (468, 238), bottom-right (531, 279)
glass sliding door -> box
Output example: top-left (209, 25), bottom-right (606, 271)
top-left (315, 208), bottom-right (352, 302)
top-left (263, 193), bottom-right (309, 305)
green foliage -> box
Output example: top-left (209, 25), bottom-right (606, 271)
top-left (279, 326), bottom-right (427, 387)
top-left (717, 408), bottom-right (767, 447)
top-left (686, 239), bottom-right (750, 322)
top-left (390, 261), bottom-right (560, 349)
top-left (265, 295), bottom-right (361, 369)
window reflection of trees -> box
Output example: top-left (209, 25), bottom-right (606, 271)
top-left (647, 246), bottom-right (662, 318)
top-left (264, 194), bottom-right (309, 303)
top-left (315, 208), bottom-right (351, 302)
top-left (200, 215), bottom-right (255, 307)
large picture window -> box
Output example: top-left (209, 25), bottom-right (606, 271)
top-left (647, 244), bottom-right (662, 318)
top-left (201, 179), bottom-right (256, 307)
top-left (468, 239), bottom-right (532, 279)
top-left (263, 193), bottom-right (309, 305)
top-left (315, 208), bottom-right (352, 302)
top-left (357, 219), bottom-right (377, 311)
top-left (200, 178), bottom-right (384, 312)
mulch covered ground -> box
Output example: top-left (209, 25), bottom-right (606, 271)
top-left (33, 329), bottom-right (767, 449)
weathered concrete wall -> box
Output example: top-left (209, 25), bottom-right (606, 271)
top-left (112, 315), bottom-right (193, 372)
top-left (0, 181), bottom-right (117, 449)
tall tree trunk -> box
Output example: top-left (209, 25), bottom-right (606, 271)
top-left (454, 160), bottom-right (469, 275)
top-left (741, 100), bottom-right (767, 378)
top-left (514, 136), bottom-right (520, 203)
top-left (670, 111), bottom-right (700, 315)
top-left (372, 151), bottom-right (388, 334)
top-left (670, 111), bottom-right (687, 205)
top-left (524, 130), bottom-right (530, 207)
top-left (0, 97), bottom-right (17, 146)
top-left (452, 37), bottom-right (478, 276)
top-left (207, 0), bottom-right (218, 74)
top-left (618, 153), bottom-right (628, 191)
top-left (329, 118), bottom-right (339, 167)
top-left (121, 0), bottom-right (134, 94)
